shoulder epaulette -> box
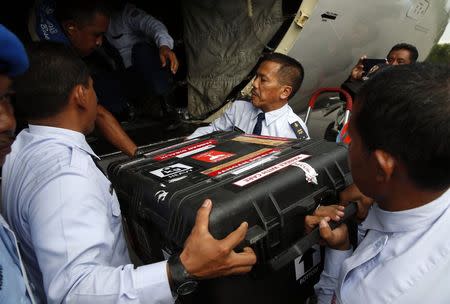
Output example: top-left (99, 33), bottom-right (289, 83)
top-left (290, 121), bottom-right (308, 140)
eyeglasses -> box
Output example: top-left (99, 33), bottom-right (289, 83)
top-left (0, 90), bottom-right (15, 103)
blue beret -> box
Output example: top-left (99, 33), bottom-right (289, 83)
top-left (0, 24), bottom-right (29, 76)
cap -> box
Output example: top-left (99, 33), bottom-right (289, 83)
top-left (0, 24), bottom-right (29, 76)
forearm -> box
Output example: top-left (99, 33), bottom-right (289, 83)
top-left (187, 125), bottom-right (215, 139)
top-left (95, 105), bottom-right (137, 156)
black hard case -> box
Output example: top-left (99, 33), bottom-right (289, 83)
top-left (107, 131), bottom-right (352, 303)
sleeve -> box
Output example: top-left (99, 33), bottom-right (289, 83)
top-left (314, 247), bottom-right (353, 304)
top-left (28, 169), bottom-right (174, 304)
top-left (122, 3), bottom-right (174, 49)
top-left (187, 102), bottom-right (237, 139)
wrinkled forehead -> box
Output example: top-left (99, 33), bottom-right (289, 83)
top-left (387, 49), bottom-right (411, 60)
top-left (257, 60), bottom-right (281, 76)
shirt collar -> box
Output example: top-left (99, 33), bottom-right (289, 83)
top-left (252, 103), bottom-right (289, 126)
top-left (362, 188), bottom-right (450, 233)
top-left (0, 215), bottom-right (9, 228)
top-left (28, 124), bottom-right (99, 159)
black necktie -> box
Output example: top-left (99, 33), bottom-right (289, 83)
top-left (252, 112), bottom-right (265, 135)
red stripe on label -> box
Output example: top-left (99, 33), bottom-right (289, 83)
top-left (241, 134), bottom-right (291, 141)
top-left (203, 149), bottom-right (279, 177)
top-left (153, 139), bottom-right (217, 161)
top-left (233, 154), bottom-right (311, 187)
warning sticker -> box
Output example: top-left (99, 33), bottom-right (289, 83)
top-left (153, 140), bottom-right (217, 161)
top-left (233, 154), bottom-right (311, 187)
top-left (295, 245), bottom-right (321, 283)
top-left (191, 150), bottom-right (235, 163)
top-left (149, 163), bottom-right (193, 180)
top-left (232, 135), bottom-right (291, 146)
top-left (201, 148), bottom-right (279, 177)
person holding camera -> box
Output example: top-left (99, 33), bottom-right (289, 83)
top-left (341, 43), bottom-right (418, 99)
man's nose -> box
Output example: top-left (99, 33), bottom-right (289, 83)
top-left (252, 77), bottom-right (259, 88)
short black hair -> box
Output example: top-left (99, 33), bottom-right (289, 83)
top-left (261, 53), bottom-right (304, 99)
top-left (14, 42), bottom-right (90, 120)
top-left (55, 0), bottom-right (112, 25)
top-left (355, 63), bottom-right (450, 190)
top-left (388, 43), bottom-right (419, 63)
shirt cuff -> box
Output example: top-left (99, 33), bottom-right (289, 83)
top-left (157, 37), bottom-right (174, 50)
top-left (324, 247), bottom-right (353, 278)
top-left (135, 260), bottom-right (174, 303)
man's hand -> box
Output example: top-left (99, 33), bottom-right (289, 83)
top-left (304, 210), bottom-right (350, 250)
top-left (319, 217), bottom-right (350, 251)
top-left (159, 45), bottom-right (179, 74)
top-left (180, 199), bottom-right (257, 279)
top-left (350, 55), bottom-right (367, 80)
top-left (339, 184), bottom-right (374, 223)
top-left (304, 205), bottom-right (345, 234)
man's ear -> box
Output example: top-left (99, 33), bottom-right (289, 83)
top-left (373, 149), bottom-right (396, 183)
top-left (280, 85), bottom-right (292, 100)
top-left (70, 84), bottom-right (88, 110)
top-left (62, 21), bottom-right (77, 37)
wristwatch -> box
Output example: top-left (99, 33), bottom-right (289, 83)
top-left (167, 253), bottom-right (198, 296)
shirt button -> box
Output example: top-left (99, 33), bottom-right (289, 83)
top-left (375, 236), bottom-right (389, 248)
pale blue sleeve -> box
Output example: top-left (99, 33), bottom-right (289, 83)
top-left (315, 247), bottom-right (353, 304)
top-left (28, 169), bottom-right (174, 304)
top-left (0, 223), bottom-right (33, 304)
top-left (187, 102), bottom-right (237, 139)
top-left (122, 3), bottom-right (174, 49)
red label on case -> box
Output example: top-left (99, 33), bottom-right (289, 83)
top-left (191, 150), bottom-right (235, 163)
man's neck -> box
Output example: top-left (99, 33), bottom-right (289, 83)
top-left (260, 101), bottom-right (288, 113)
top-left (378, 181), bottom-right (448, 212)
top-left (29, 115), bottom-right (85, 135)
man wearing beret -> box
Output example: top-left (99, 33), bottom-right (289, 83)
top-left (0, 24), bottom-right (35, 304)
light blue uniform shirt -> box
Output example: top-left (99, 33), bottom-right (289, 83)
top-left (2, 125), bottom-right (174, 303)
top-left (315, 188), bottom-right (450, 304)
top-left (188, 99), bottom-right (309, 139)
top-left (0, 215), bottom-right (34, 304)
top-left (106, 3), bottom-right (174, 68)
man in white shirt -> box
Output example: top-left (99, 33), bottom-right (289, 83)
top-left (2, 42), bottom-right (256, 303)
top-left (106, 2), bottom-right (180, 115)
top-left (188, 53), bottom-right (309, 140)
top-left (107, 2), bottom-right (178, 73)
top-left (0, 23), bottom-right (35, 304)
top-left (311, 63), bottom-right (450, 303)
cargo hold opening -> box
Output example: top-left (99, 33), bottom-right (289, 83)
top-left (131, 0), bottom-right (304, 119)
top-left (0, 0), bottom-right (304, 120)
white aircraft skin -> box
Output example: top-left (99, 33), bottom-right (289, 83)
top-left (234, 0), bottom-right (450, 115)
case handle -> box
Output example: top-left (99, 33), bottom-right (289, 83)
top-left (268, 202), bottom-right (357, 271)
